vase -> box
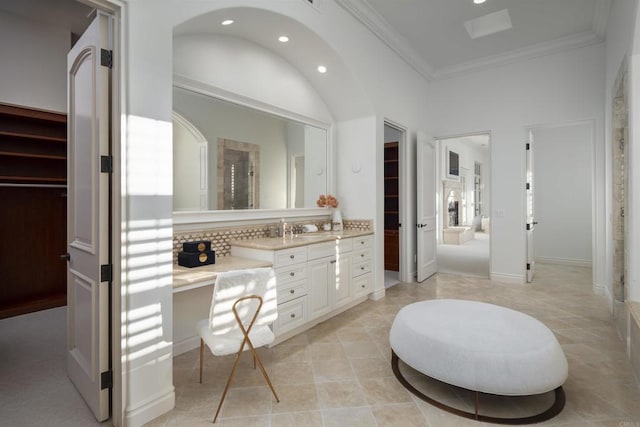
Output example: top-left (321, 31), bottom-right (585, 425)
top-left (331, 208), bottom-right (343, 231)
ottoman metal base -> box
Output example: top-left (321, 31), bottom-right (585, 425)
top-left (391, 351), bottom-right (566, 425)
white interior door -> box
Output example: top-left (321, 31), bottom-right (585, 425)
top-left (526, 133), bottom-right (536, 282)
top-left (417, 132), bottom-right (437, 282)
top-left (66, 12), bottom-right (111, 422)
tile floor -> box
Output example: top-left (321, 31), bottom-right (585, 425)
top-left (147, 263), bottom-right (640, 426)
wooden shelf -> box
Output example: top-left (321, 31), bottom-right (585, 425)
top-left (0, 151), bottom-right (66, 160)
top-left (0, 175), bottom-right (67, 183)
top-left (0, 103), bottom-right (68, 318)
top-left (0, 130), bottom-right (66, 143)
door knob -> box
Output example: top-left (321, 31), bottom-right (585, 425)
top-left (60, 253), bottom-right (71, 261)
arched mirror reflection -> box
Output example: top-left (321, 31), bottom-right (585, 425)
top-left (173, 87), bottom-right (327, 212)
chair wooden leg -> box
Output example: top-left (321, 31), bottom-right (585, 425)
top-left (199, 339), bottom-right (204, 384)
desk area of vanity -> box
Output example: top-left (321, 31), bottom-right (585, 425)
top-left (172, 229), bottom-right (374, 355)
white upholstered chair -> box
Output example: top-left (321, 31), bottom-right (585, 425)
top-left (196, 267), bottom-right (279, 423)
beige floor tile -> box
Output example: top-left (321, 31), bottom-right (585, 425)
top-left (218, 385), bottom-right (273, 419)
top-left (270, 411), bottom-right (324, 427)
top-left (370, 402), bottom-right (429, 427)
top-left (270, 383), bottom-right (319, 413)
top-left (320, 407), bottom-right (377, 427)
top-left (316, 380), bottom-right (368, 408)
top-left (359, 376), bottom-right (413, 405)
top-left (312, 357), bottom-right (356, 382)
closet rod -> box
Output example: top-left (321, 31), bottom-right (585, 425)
top-left (0, 183), bottom-right (67, 189)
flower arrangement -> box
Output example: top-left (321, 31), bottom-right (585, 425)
top-left (316, 194), bottom-right (339, 208)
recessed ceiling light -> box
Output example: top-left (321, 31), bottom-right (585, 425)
top-left (317, 65), bottom-right (327, 73)
top-left (221, 19), bottom-right (234, 26)
top-left (474, 0), bottom-right (486, 4)
top-left (278, 35), bottom-right (289, 43)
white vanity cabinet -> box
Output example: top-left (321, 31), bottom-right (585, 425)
top-left (350, 235), bottom-right (373, 298)
top-left (231, 232), bottom-right (372, 344)
top-left (231, 245), bottom-right (309, 336)
top-left (307, 238), bottom-right (353, 318)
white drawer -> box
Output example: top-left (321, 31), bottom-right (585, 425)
top-left (276, 297), bottom-right (308, 335)
top-left (352, 273), bottom-right (372, 298)
top-left (351, 248), bottom-right (371, 262)
top-left (278, 280), bottom-right (308, 304)
top-left (274, 247), bottom-right (307, 268)
top-left (352, 235), bottom-right (373, 249)
top-left (308, 238), bottom-right (353, 260)
top-left (308, 241), bottom-right (336, 260)
top-left (352, 260), bottom-right (371, 277)
top-left (276, 263), bottom-right (307, 285)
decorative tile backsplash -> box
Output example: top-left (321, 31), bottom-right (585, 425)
top-left (173, 218), bottom-right (372, 264)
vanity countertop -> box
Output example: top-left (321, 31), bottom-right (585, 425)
top-left (230, 230), bottom-right (374, 251)
top-left (173, 256), bottom-right (272, 293)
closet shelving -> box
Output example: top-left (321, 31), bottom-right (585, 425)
top-left (0, 103), bottom-right (68, 318)
top-left (384, 142), bottom-right (400, 272)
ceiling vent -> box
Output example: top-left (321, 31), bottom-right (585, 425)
top-left (464, 9), bottom-right (512, 39)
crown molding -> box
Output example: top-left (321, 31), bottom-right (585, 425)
top-left (432, 31), bottom-right (604, 81)
top-left (337, 0), bottom-right (608, 82)
top-left (336, 0), bottom-right (434, 81)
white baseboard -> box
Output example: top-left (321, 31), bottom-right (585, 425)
top-left (535, 257), bottom-right (592, 268)
top-left (124, 387), bottom-right (175, 427)
top-left (369, 288), bottom-right (386, 301)
top-left (490, 272), bottom-right (525, 284)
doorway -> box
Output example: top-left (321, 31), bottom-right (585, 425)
top-left (384, 122), bottom-right (404, 287)
top-left (436, 134), bottom-right (491, 278)
top-left (0, 1), bottom-right (121, 425)
top-left (529, 122), bottom-right (594, 282)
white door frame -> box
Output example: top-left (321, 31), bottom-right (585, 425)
top-left (526, 119), bottom-right (597, 288)
top-left (383, 119), bottom-right (409, 282)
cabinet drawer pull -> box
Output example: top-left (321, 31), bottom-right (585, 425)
top-left (361, 284), bottom-right (366, 288)
top-left (290, 254), bottom-right (295, 259)
top-left (359, 241), bottom-right (365, 245)
top-left (290, 313), bottom-right (296, 318)
top-left (290, 272), bottom-right (295, 277)
top-left (360, 254), bottom-right (365, 258)
top-left (290, 289), bottom-right (295, 294)
top-left (361, 267), bottom-right (365, 271)
top-left (330, 260), bottom-right (337, 264)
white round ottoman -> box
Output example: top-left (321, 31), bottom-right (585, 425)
top-left (390, 299), bottom-right (568, 424)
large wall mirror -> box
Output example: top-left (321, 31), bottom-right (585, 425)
top-left (173, 86), bottom-right (328, 212)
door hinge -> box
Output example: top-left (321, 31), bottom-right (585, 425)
top-left (526, 223), bottom-right (531, 231)
top-left (100, 155), bottom-right (113, 173)
top-left (527, 263), bottom-right (531, 271)
top-left (526, 143), bottom-right (530, 150)
top-left (100, 49), bottom-right (113, 69)
top-left (100, 264), bottom-right (113, 282)
top-left (526, 182), bottom-right (530, 190)
top-left (101, 370), bottom-right (112, 390)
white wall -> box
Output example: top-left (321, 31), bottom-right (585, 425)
top-left (430, 43), bottom-right (605, 284)
top-left (0, 9), bottom-right (69, 112)
top-left (532, 123), bottom-right (593, 266)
